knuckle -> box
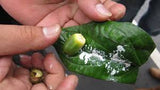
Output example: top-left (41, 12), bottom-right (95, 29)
top-left (20, 26), bottom-right (35, 42)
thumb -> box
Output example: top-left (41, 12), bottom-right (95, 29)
top-left (0, 24), bottom-right (61, 56)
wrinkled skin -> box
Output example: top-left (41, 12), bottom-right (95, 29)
top-left (0, 0), bottom-right (126, 90)
top-left (0, 0), bottom-right (126, 27)
top-left (0, 53), bottom-right (78, 90)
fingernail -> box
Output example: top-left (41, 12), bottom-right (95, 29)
top-left (96, 4), bottom-right (112, 17)
top-left (32, 52), bottom-right (44, 60)
top-left (49, 64), bottom-right (53, 70)
top-left (20, 54), bottom-right (31, 60)
top-left (43, 24), bottom-right (61, 39)
top-left (48, 85), bottom-right (54, 90)
top-left (65, 73), bottom-right (68, 77)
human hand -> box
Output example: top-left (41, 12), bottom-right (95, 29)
top-left (0, 0), bottom-right (126, 55)
top-left (0, 1), bottom-right (126, 89)
top-left (0, 53), bottom-right (78, 90)
top-left (0, 24), bottom-right (61, 56)
top-left (0, 23), bottom-right (78, 90)
top-left (0, 0), bottom-right (126, 27)
top-left (136, 68), bottom-right (160, 90)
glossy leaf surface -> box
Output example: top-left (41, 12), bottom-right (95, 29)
top-left (54, 21), bottom-right (155, 84)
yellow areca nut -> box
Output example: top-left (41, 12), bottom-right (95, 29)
top-left (63, 33), bottom-right (86, 56)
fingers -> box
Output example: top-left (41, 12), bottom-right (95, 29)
top-left (14, 67), bottom-right (32, 90)
top-left (136, 68), bottom-right (160, 90)
top-left (149, 68), bottom-right (160, 80)
top-left (77, 0), bottom-right (126, 21)
top-left (31, 83), bottom-right (48, 90)
top-left (78, 0), bottom-right (111, 21)
top-left (0, 24), bottom-right (61, 56)
top-left (0, 56), bottom-right (12, 82)
top-left (7, 60), bottom-right (16, 76)
top-left (44, 54), bottom-right (64, 75)
top-left (31, 53), bottom-right (44, 69)
top-left (20, 55), bottom-right (32, 68)
top-left (63, 20), bottom-right (79, 28)
top-left (43, 54), bottom-right (65, 89)
top-left (78, 0), bottom-right (112, 21)
top-left (73, 9), bottom-right (91, 24)
top-left (104, 0), bottom-right (126, 20)
top-left (20, 52), bottom-right (44, 69)
top-left (57, 75), bottom-right (78, 90)
top-left (20, 53), bottom-right (78, 90)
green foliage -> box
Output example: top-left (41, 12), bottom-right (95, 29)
top-left (54, 21), bottom-right (155, 84)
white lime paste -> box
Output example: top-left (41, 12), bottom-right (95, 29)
top-left (79, 45), bottom-right (131, 75)
top-left (79, 49), bottom-right (105, 65)
top-left (106, 45), bottom-right (131, 75)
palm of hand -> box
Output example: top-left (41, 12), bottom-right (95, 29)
top-left (0, 64), bottom-right (32, 90)
top-left (0, 53), bottom-right (77, 90)
top-left (0, 0), bottom-right (125, 27)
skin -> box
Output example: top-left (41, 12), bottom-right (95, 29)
top-left (0, 0), bottom-right (126, 90)
top-left (0, 53), bottom-right (78, 90)
top-left (0, 0), bottom-right (126, 55)
top-left (0, 0), bottom-right (126, 26)
top-left (136, 68), bottom-right (160, 90)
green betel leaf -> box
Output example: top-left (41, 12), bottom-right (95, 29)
top-left (54, 21), bottom-right (156, 84)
